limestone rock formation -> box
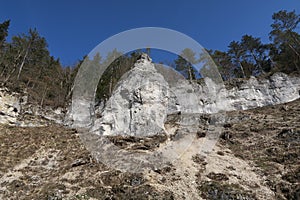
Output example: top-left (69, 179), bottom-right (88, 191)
top-left (225, 73), bottom-right (300, 110)
top-left (91, 53), bottom-right (171, 136)
top-left (90, 54), bottom-right (300, 137)
top-left (0, 87), bottom-right (23, 125)
top-left (1, 97), bottom-right (299, 199)
top-left (0, 87), bottom-right (65, 126)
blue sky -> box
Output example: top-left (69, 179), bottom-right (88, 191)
top-left (0, 0), bottom-right (299, 66)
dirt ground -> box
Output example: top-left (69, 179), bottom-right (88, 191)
top-left (0, 99), bottom-right (299, 199)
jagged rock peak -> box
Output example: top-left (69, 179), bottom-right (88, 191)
top-left (136, 53), bottom-right (152, 64)
top-left (91, 53), bottom-right (168, 136)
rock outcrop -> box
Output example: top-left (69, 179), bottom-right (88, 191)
top-left (90, 54), bottom-right (300, 137)
top-left (1, 54), bottom-right (299, 199)
top-left (156, 65), bottom-right (300, 113)
top-left (223, 73), bottom-right (300, 110)
top-left (1, 93), bottom-right (299, 200)
top-left (91, 54), bottom-right (172, 136)
top-left (0, 87), bottom-right (25, 125)
top-left (0, 87), bottom-right (65, 126)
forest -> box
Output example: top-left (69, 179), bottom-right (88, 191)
top-left (0, 10), bottom-right (299, 108)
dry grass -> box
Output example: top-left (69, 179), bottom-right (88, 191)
top-left (0, 98), bottom-right (299, 199)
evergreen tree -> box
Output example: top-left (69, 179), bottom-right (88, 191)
top-left (240, 35), bottom-right (269, 75)
top-left (228, 41), bottom-right (246, 78)
top-left (0, 20), bottom-right (10, 50)
top-left (269, 10), bottom-right (300, 73)
top-left (175, 48), bottom-right (197, 81)
top-left (210, 50), bottom-right (233, 80)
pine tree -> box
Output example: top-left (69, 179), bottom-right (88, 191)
top-left (240, 35), bottom-right (269, 75)
top-left (269, 10), bottom-right (300, 73)
top-left (175, 48), bottom-right (197, 81)
top-left (228, 41), bottom-right (246, 78)
top-left (0, 20), bottom-right (10, 50)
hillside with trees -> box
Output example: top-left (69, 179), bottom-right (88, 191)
top-left (173, 10), bottom-right (300, 81)
top-left (210, 10), bottom-right (300, 79)
top-left (0, 21), bottom-right (72, 107)
top-left (0, 9), bottom-right (299, 200)
top-left (0, 10), bottom-right (299, 107)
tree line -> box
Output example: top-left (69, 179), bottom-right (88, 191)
top-left (0, 21), bottom-right (73, 107)
top-left (0, 10), bottom-right (299, 108)
top-left (179, 10), bottom-right (300, 80)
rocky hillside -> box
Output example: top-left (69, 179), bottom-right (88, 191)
top-left (0, 54), bottom-right (299, 199)
top-left (0, 98), bottom-right (299, 199)
top-left (75, 54), bottom-right (300, 136)
top-left (0, 87), bottom-right (65, 127)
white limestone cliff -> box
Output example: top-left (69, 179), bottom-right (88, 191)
top-left (89, 54), bottom-right (300, 136)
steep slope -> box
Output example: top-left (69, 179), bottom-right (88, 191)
top-left (1, 54), bottom-right (299, 199)
top-left (0, 98), bottom-right (299, 199)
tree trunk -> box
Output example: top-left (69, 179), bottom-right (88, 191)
top-left (188, 66), bottom-right (193, 81)
top-left (2, 49), bottom-right (22, 81)
top-left (0, 65), bottom-right (7, 77)
top-left (17, 43), bottom-right (31, 80)
top-left (4, 66), bottom-right (16, 82)
top-left (288, 43), bottom-right (300, 57)
top-left (250, 51), bottom-right (264, 74)
top-left (40, 86), bottom-right (48, 107)
top-left (66, 84), bottom-right (75, 101)
top-left (239, 62), bottom-right (246, 78)
top-left (293, 60), bottom-right (300, 72)
top-left (109, 77), bottom-right (113, 96)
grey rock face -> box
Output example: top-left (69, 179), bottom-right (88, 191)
top-left (0, 87), bottom-right (65, 126)
top-left (90, 55), bottom-right (300, 136)
top-left (0, 87), bottom-right (22, 125)
top-left (91, 54), bottom-right (170, 136)
top-left (225, 73), bottom-right (300, 110)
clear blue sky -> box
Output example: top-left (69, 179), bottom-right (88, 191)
top-left (0, 0), bottom-right (299, 66)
